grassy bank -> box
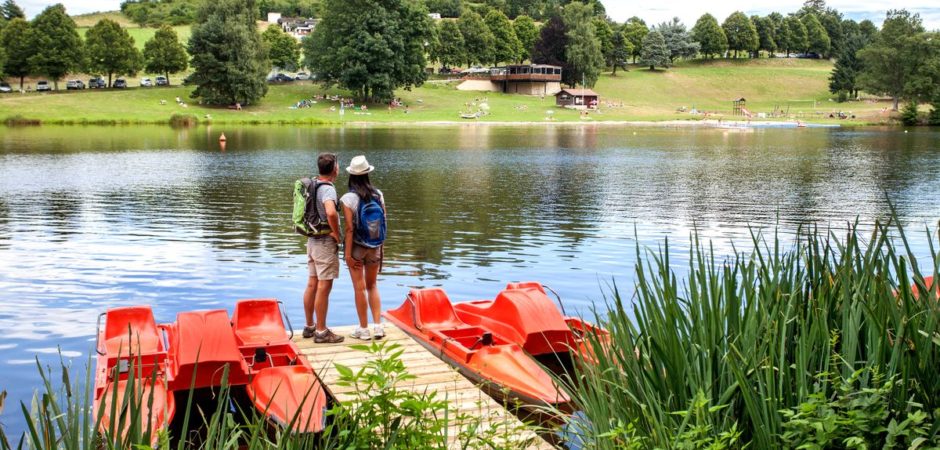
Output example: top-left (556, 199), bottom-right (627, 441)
top-left (0, 59), bottom-right (896, 126)
top-left (73, 12), bottom-right (192, 51)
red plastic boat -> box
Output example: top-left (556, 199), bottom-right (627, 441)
top-left (383, 282), bottom-right (607, 409)
top-left (94, 300), bottom-right (328, 444)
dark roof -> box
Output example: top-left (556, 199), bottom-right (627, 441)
top-left (557, 88), bottom-right (599, 97)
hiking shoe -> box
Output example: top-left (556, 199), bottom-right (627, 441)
top-left (302, 326), bottom-right (316, 339)
top-left (372, 324), bottom-right (385, 340)
top-left (350, 327), bottom-right (372, 341)
top-left (314, 328), bottom-right (345, 344)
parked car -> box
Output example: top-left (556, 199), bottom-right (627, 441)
top-left (267, 73), bottom-right (294, 83)
top-left (140, 77), bottom-right (153, 87)
top-left (155, 76), bottom-right (169, 86)
top-left (113, 78), bottom-right (127, 88)
top-left (0, 82), bottom-right (11, 93)
top-left (36, 80), bottom-right (51, 91)
top-left (88, 77), bottom-right (106, 89)
top-left (66, 79), bottom-right (86, 90)
top-left (294, 72), bottom-right (310, 80)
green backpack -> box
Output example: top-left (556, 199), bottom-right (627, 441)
top-left (292, 178), bottom-right (332, 237)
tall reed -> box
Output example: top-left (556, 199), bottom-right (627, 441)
top-left (566, 221), bottom-right (940, 448)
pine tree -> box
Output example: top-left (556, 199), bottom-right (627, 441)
top-left (692, 13), bottom-right (727, 59)
top-left (828, 32), bottom-right (867, 99)
top-left (641, 31), bottom-right (670, 70)
top-left (722, 11), bottom-right (758, 58)
top-left (458, 10), bottom-right (494, 67)
top-left (28, 4), bottom-right (83, 90)
top-left (485, 9), bottom-right (521, 65)
top-left (1, 0), bottom-right (24, 20)
top-left (512, 15), bottom-right (538, 63)
top-left (188, 0), bottom-right (269, 105)
top-left (85, 19), bottom-right (143, 87)
top-left (656, 17), bottom-right (699, 62)
top-left (433, 20), bottom-right (465, 68)
top-left (143, 25), bottom-right (188, 84)
top-left (562, 1), bottom-right (604, 87)
top-left (0, 17), bottom-right (31, 89)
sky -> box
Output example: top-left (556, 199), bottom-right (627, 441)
top-left (17, 0), bottom-right (940, 30)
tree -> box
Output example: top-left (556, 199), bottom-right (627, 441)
top-left (594, 17), bottom-right (613, 68)
top-left (609, 30), bottom-right (632, 74)
top-left (28, 4), bottom-right (83, 90)
top-left (1, 18), bottom-right (31, 89)
top-left (622, 16), bottom-right (647, 64)
top-left (857, 10), bottom-right (931, 110)
top-left (858, 19), bottom-right (877, 41)
top-left (692, 13), bottom-right (727, 59)
top-left (85, 19), bottom-right (143, 87)
top-left (188, 0), bottom-right (269, 105)
top-left (562, 1), bottom-right (604, 87)
top-left (802, 13), bottom-right (830, 56)
top-left (262, 25), bottom-right (300, 71)
top-left (304, 0), bottom-right (430, 102)
top-left (425, 0), bottom-right (461, 17)
top-left (782, 15), bottom-right (808, 57)
top-left (722, 11), bottom-right (758, 58)
top-left (828, 31), bottom-right (868, 99)
top-left (143, 25), bottom-right (188, 85)
top-left (458, 10), bottom-right (494, 67)
top-left (641, 30), bottom-right (669, 70)
top-left (753, 15), bottom-right (777, 57)
top-left (656, 17), bottom-right (699, 62)
top-left (532, 15), bottom-right (572, 83)
top-left (485, 9), bottom-right (521, 65)
top-left (512, 15), bottom-right (538, 63)
top-left (433, 20), bottom-right (465, 68)
top-left (1, 0), bottom-right (24, 20)
top-left (817, 8), bottom-right (843, 57)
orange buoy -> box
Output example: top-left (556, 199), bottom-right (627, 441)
top-left (219, 133), bottom-right (227, 142)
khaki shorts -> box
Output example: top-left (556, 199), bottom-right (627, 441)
top-left (351, 244), bottom-right (382, 266)
top-left (307, 238), bottom-right (339, 280)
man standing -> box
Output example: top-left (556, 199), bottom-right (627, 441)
top-left (303, 153), bottom-right (345, 343)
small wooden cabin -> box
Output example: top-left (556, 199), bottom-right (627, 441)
top-left (555, 89), bottom-right (600, 109)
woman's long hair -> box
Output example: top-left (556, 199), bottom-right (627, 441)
top-left (348, 174), bottom-right (379, 202)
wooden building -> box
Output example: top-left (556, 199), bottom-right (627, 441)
top-left (457, 64), bottom-right (563, 95)
top-left (555, 88), bottom-right (599, 109)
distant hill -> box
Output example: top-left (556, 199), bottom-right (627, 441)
top-left (72, 11), bottom-right (192, 51)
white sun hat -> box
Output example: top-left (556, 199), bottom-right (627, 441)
top-left (346, 155), bottom-right (375, 175)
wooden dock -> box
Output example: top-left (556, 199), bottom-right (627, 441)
top-left (293, 323), bottom-right (553, 449)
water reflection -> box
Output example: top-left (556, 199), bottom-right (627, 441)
top-left (0, 125), bottom-right (939, 436)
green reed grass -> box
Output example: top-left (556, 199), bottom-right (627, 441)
top-left (565, 220), bottom-right (940, 448)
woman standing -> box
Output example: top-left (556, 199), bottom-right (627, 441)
top-left (341, 155), bottom-right (387, 340)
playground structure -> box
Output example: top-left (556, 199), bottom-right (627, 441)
top-left (732, 98), bottom-right (751, 117)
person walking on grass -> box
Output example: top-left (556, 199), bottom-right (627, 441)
top-left (341, 155), bottom-right (388, 340)
top-left (302, 153), bottom-right (345, 343)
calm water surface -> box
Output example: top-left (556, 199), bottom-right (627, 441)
top-left (1, 124), bottom-right (939, 433)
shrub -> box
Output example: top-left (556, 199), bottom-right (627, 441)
top-left (168, 113), bottom-right (198, 127)
top-left (900, 102), bottom-right (920, 125)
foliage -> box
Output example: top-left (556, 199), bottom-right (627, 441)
top-left (781, 15), bottom-right (808, 57)
top-left (562, 221), bottom-right (940, 449)
top-left (562, 1), bottom-right (604, 87)
top-left (424, 0), bottom-right (461, 17)
top-left (722, 11), bottom-right (758, 58)
top-left (593, 17), bottom-right (613, 68)
top-left (262, 24), bottom-right (300, 71)
top-left (304, 0), bottom-right (430, 102)
top-left (532, 15), bottom-right (570, 81)
top-left (858, 10), bottom-right (931, 110)
top-left (143, 25), bottom-right (188, 84)
top-left (609, 30), bottom-right (632, 74)
top-left (929, 100), bottom-right (940, 126)
top-left (828, 31), bottom-right (869, 99)
top-left (801, 13), bottom-right (830, 56)
top-left (84, 19), bottom-right (143, 87)
top-left (753, 15), bottom-right (777, 56)
top-left (188, 0), bottom-right (269, 105)
top-left (512, 15), bottom-right (538, 63)
top-left (457, 10), bottom-right (494, 67)
top-left (900, 102), bottom-right (920, 126)
top-left (640, 30), bottom-right (669, 70)
top-left (1, 0), bottom-right (23, 20)
top-left (621, 16), bottom-right (647, 64)
top-left (0, 17), bottom-right (30, 89)
top-left (817, 9), bottom-right (843, 57)
top-left (655, 17), bottom-right (699, 63)
top-left (121, 0), bottom-right (197, 26)
top-left (28, 4), bottom-right (84, 90)
top-left (432, 20), bottom-right (465, 68)
top-left (691, 13), bottom-right (727, 59)
top-left (484, 9), bottom-right (521, 65)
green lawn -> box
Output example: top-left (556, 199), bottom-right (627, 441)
top-left (75, 24), bottom-right (192, 51)
top-left (0, 58), bottom-right (896, 126)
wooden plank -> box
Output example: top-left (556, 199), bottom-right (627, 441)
top-left (293, 322), bottom-right (552, 449)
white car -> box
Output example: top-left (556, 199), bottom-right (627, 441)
top-left (140, 77), bottom-right (153, 87)
top-left (0, 82), bottom-right (11, 93)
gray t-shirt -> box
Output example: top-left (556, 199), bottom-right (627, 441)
top-left (315, 181), bottom-right (338, 225)
top-left (340, 190), bottom-right (385, 229)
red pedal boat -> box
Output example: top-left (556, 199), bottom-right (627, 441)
top-left (383, 282), bottom-right (607, 409)
top-left (94, 300), bottom-right (328, 444)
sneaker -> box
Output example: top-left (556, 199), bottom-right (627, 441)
top-left (313, 328), bottom-right (345, 344)
top-left (350, 327), bottom-right (372, 341)
top-left (372, 324), bottom-right (385, 340)
top-left (302, 326), bottom-right (316, 339)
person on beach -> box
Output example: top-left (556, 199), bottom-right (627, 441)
top-left (341, 155), bottom-right (387, 340)
top-left (302, 153), bottom-right (345, 343)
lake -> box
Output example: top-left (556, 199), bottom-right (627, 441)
top-left (1, 124), bottom-right (939, 435)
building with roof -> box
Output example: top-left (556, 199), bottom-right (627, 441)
top-left (456, 64), bottom-right (563, 96)
top-left (555, 88), bottom-right (600, 109)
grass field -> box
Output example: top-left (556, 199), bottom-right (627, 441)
top-left (0, 58), bottom-right (896, 126)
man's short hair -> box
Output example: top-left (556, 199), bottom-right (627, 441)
top-left (318, 153), bottom-right (336, 175)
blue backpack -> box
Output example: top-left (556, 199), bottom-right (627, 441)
top-left (355, 196), bottom-right (386, 248)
